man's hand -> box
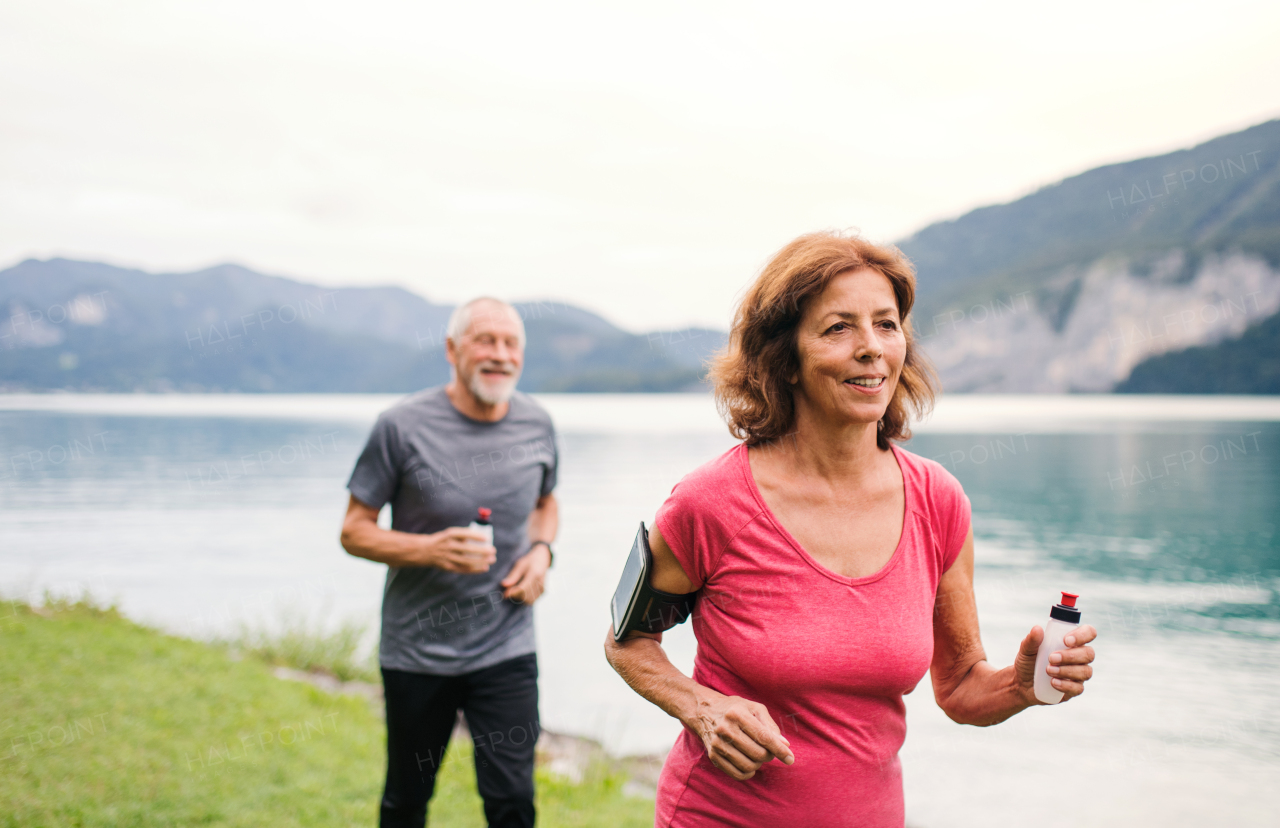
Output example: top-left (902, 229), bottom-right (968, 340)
top-left (420, 527), bottom-right (496, 573)
top-left (500, 544), bottom-right (552, 605)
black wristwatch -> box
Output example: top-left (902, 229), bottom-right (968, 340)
top-left (530, 540), bottom-right (554, 567)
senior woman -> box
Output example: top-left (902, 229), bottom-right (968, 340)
top-left (604, 231), bottom-right (1098, 827)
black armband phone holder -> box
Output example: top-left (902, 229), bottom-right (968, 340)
top-left (610, 521), bottom-right (697, 642)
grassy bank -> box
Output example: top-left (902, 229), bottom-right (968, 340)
top-left (0, 598), bottom-right (653, 827)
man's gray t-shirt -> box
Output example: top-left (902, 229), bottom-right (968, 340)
top-left (347, 387), bottom-right (557, 675)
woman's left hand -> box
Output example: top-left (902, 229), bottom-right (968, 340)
top-left (1013, 624), bottom-right (1097, 703)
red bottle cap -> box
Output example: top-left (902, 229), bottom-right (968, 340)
top-left (1060, 592), bottom-right (1078, 608)
top-left (478, 507), bottom-right (492, 522)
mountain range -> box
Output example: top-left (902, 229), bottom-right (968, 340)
top-left (0, 259), bottom-right (721, 393)
top-left (898, 118), bottom-right (1280, 392)
top-left (2, 118), bottom-right (1278, 393)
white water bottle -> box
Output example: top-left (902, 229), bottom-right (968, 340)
top-left (1033, 592), bottom-right (1081, 705)
top-left (468, 507), bottom-right (494, 547)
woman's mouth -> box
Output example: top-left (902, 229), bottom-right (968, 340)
top-left (845, 376), bottom-right (885, 393)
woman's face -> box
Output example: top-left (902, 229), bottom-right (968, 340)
top-left (792, 267), bottom-right (907, 430)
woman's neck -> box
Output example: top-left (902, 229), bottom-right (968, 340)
top-left (756, 404), bottom-right (888, 487)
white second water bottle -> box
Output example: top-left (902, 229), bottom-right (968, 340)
top-left (468, 507), bottom-right (494, 547)
top-left (1033, 592), bottom-right (1081, 705)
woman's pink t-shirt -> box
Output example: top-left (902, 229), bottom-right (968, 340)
top-left (653, 442), bottom-right (971, 828)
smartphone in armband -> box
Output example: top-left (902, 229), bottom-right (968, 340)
top-left (611, 521), bottom-right (697, 642)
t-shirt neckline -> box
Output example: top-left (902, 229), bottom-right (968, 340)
top-left (737, 441), bottom-right (910, 587)
top-left (437, 385), bottom-right (514, 426)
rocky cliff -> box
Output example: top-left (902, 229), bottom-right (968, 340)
top-left (918, 252), bottom-right (1280, 392)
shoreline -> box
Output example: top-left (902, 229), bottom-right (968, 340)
top-left (269, 663), bottom-right (667, 798)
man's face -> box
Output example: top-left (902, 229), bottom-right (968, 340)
top-left (448, 302), bottom-right (524, 405)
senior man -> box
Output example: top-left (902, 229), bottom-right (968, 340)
top-left (341, 297), bottom-right (558, 828)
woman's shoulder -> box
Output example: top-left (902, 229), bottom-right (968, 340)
top-left (893, 444), bottom-right (973, 570)
top-left (892, 444), bottom-right (969, 515)
top-left (655, 444), bottom-right (763, 587)
top-left (661, 443), bottom-right (763, 527)
top-left (666, 443), bottom-right (754, 504)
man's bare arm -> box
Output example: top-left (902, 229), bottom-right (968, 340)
top-left (500, 493), bottom-right (558, 603)
top-left (527, 493), bottom-right (558, 549)
top-left (339, 494), bottom-right (495, 572)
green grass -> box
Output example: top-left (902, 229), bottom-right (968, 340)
top-left (225, 609), bottom-right (379, 683)
top-left (0, 598), bottom-right (654, 827)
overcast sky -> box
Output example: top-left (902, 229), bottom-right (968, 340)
top-left (2, 0), bottom-right (1278, 331)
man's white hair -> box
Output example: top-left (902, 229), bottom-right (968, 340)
top-left (445, 297), bottom-right (526, 346)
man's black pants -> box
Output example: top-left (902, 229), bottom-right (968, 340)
top-left (380, 654), bottom-right (539, 828)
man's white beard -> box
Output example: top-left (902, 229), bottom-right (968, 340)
top-left (468, 364), bottom-right (518, 405)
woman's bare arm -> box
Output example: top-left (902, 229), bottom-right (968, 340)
top-left (603, 524), bottom-right (794, 780)
top-left (931, 527), bottom-right (1097, 725)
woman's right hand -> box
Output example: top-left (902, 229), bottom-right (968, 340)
top-left (687, 688), bottom-right (795, 780)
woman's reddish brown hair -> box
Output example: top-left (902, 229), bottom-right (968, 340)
top-left (708, 230), bottom-right (938, 451)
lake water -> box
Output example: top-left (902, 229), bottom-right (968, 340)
top-left (2, 393), bottom-right (1278, 827)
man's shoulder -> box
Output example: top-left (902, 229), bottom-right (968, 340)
top-left (508, 390), bottom-right (555, 431)
top-left (377, 386), bottom-right (450, 425)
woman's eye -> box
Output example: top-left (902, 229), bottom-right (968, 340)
top-left (827, 323), bottom-right (846, 334)
top-left (880, 320), bottom-right (899, 331)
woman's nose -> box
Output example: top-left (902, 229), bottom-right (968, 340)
top-left (852, 325), bottom-right (883, 360)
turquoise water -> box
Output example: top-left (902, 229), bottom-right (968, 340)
top-left (1, 395), bottom-right (1277, 827)
top-left (908, 427), bottom-right (1279, 587)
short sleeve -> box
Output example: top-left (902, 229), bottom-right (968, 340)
top-left (653, 456), bottom-right (749, 590)
top-left (935, 469), bottom-right (972, 573)
top-left (654, 480), bottom-right (712, 591)
top-left (539, 428), bottom-right (558, 497)
top-left (347, 412), bottom-right (404, 510)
